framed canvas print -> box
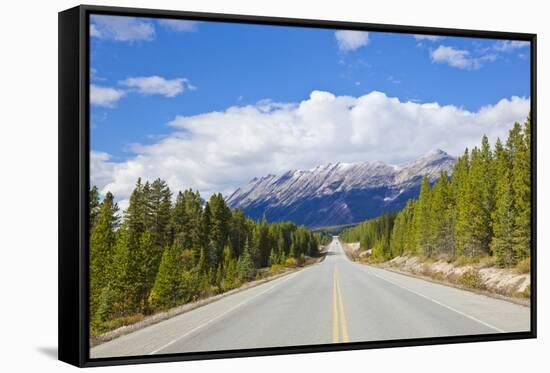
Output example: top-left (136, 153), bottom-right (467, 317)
top-left (58, 4), bottom-right (537, 367)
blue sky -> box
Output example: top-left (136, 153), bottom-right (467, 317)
top-left (89, 14), bottom-right (531, 204)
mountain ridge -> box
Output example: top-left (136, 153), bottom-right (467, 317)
top-left (226, 150), bottom-right (456, 228)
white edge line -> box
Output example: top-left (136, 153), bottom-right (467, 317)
top-left (149, 267), bottom-right (309, 355)
top-left (365, 267), bottom-right (506, 333)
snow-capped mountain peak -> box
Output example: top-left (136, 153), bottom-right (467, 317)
top-left (226, 150), bottom-right (456, 228)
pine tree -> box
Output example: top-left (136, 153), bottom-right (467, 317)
top-left (510, 120), bottom-right (531, 261)
top-left (89, 192), bottom-right (119, 323)
top-left (89, 185), bottom-right (101, 228)
top-left (208, 193), bottom-right (232, 268)
top-left (238, 239), bottom-right (256, 281)
top-left (413, 176), bottom-right (433, 256)
top-left (429, 172), bottom-right (454, 256)
top-left (148, 178), bottom-right (172, 250)
top-left (149, 243), bottom-right (184, 310)
top-left (467, 146), bottom-right (492, 256)
top-left (228, 209), bottom-right (248, 258)
top-left (199, 202), bottom-right (212, 264)
top-left (106, 224), bottom-right (131, 318)
top-left (171, 191), bottom-right (190, 247)
top-left (491, 139), bottom-right (516, 266)
top-left (453, 149), bottom-right (472, 257)
top-left (390, 200), bottom-right (414, 257)
top-left (125, 178), bottom-right (146, 235)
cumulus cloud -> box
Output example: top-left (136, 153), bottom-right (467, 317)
top-left (119, 76), bottom-right (196, 97)
top-left (493, 40), bottom-right (530, 52)
top-left (430, 45), bottom-right (496, 70)
top-left (90, 15), bottom-right (155, 42)
top-left (414, 35), bottom-right (443, 41)
top-left (90, 84), bottom-right (126, 107)
top-left (335, 30), bottom-right (370, 51)
top-left (91, 151), bottom-right (117, 186)
top-left (91, 90), bottom-right (530, 204)
top-left (158, 19), bottom-right (199, 32)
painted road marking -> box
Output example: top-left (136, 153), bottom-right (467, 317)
top-left (149, 268), bottom-right (309, 355)
top-left (332, 266), bottom-right (350, 343)
top-left (365, 267), bottom-right (505, 333)
top-left (332, 267), bottom-right (339, 343)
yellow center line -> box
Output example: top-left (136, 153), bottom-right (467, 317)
top-left (332, 266), bottom-right (350, 343)
top-left (332, 267), bottom-right (339, 343)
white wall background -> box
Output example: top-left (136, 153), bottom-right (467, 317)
top-left (0, 0), bottom-right (546, 371)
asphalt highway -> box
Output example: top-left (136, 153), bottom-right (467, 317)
top-left (91, 237), bottom-right (529, 358)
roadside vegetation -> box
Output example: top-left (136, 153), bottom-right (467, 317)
top-left (89, 181), bottom-right (328, 336)
top-left (341, 116), bottom-right (531, 281)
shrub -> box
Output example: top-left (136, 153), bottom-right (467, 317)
top-left (456, 268), bottom-right (485, 290)
top-left (270, 264), bottom-right (284, 274)
top-left (515, 258), bottom-right (531, 274)
top-left (284, 257), bottom-right (297, 267)
top-left (455, 255), bottom-right (480, 267)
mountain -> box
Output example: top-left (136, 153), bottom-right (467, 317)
top-left (226, 149), bottom-right (456, 228)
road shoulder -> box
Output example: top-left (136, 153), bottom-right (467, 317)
top-left (91, 253), bottom-right (327, 348)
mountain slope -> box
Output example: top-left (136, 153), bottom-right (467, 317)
top-left (226, 150), bottom-right (456, 228)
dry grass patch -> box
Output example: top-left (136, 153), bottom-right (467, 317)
top-left (515, 258), bottom-right (530, 274)
top-left (456, 268), bottom-right (485, 290)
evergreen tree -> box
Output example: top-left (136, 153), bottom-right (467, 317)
top-left (149, 243), bottom-right (185, 310)
top-left (429, 172), bottom-right (454, 256)
top-left (208, 193), bottom-right (232, 268)
top-left (229, 209), bottom-right (248, 258)
top-left (89, 185), bottom-right (101, 228)
top-left (238, 239), bottom-right (256, 281)
top-left (199, 202), bottom-right (212, 263)
top-left (413, 176), bottom-right (433, 256)
top-left (390, 200), bottom-right (414, 257)
top-left (105, 224), bottom-right (131, 318)
top-left (491, 139), bottom-right (516, 266)
top-left (89, 192), bottom-right (118, 322)
top-left (510, 120), bottom-right (531, 261)
top-left (453, 149), bottom-right (472, 257)
top-left (467, 147), bottom-right (492, 256)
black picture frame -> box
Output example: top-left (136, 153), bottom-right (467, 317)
top-left (58, 4), bottom-right (537, 368)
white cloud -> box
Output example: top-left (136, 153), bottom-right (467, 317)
top-left (91, 90), bottom-right (530, 205)
top-left (90, 15), bottom-right (155, 42)
top-left (90, 85), bottom-right (126, 108)
top-left (414, 35), bottom-right (443, 41)
top-left (90, 24), bottom-right (101, 38)
top-left (493, 40), bottom-right (530, 52)
top-left (119, 76), bottom-right (196, 97)
top-left (430, 45), bottom-right (472, 69)
top-left (91, 151), bottom-right (117, 187)
top-left (158, 19), bottom-right (199, 32)
top-left (430, 45), bottom-right (496, 70)
top-left (335, 30), bottom-right (369, 51)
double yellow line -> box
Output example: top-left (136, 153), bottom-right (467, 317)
top-left (332, 266), bottom-right (349, 343)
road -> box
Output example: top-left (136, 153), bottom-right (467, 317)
top-left (91, 237), bottom-right (530, 358)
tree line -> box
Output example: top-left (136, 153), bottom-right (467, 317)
top-left (341, 116), bottom-right (531, 268)
top-left (89, 179), bottom-right (324, 335)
